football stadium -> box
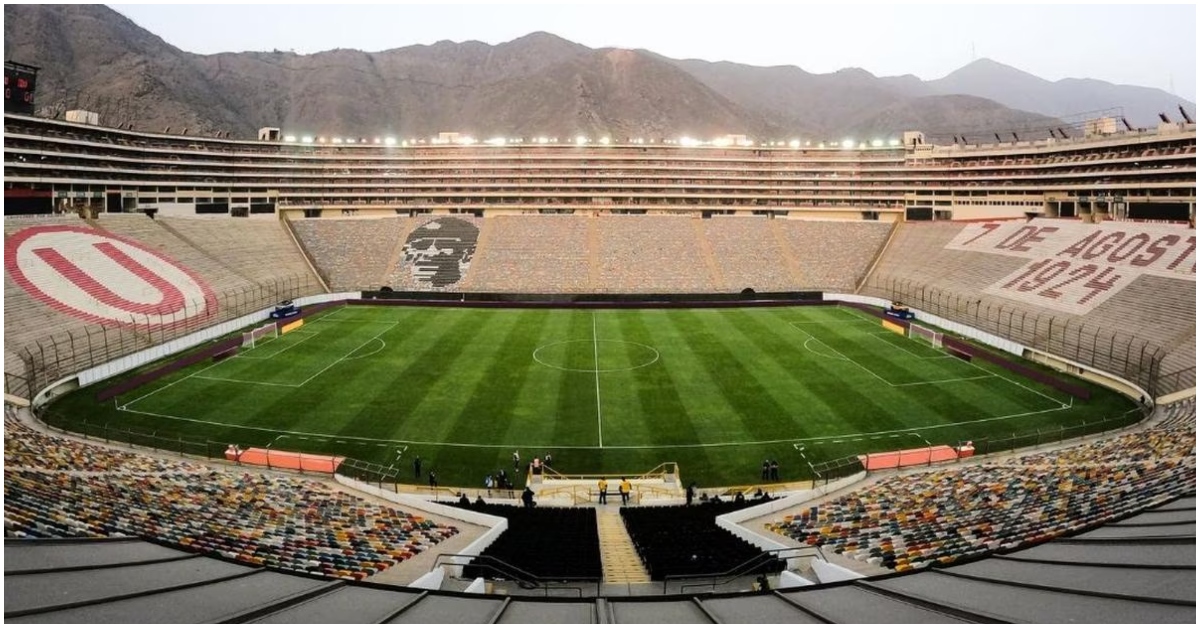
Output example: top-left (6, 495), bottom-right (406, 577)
top-left (4, 51), bottom-right (1197, 624)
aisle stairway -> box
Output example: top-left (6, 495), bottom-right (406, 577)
top-left (596, 508), bottom-right (650, 585)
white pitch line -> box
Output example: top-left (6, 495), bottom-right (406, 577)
top-left (236, 330), bottom-right (320, 360)
top-left (192, 375), bottom-right (299, 388)
top-left (115, 402), bottom-right (1080, 450)
top-left (790, 322), bottom-right (997, 390)
top-left (119, 359), bottom-right (227, 409)
top-left (593, 312), bottom-right (603, 448)
top-left (294, 322), bottom-right (399, 387)
top-left (890, 375), bottom-right (995, 387)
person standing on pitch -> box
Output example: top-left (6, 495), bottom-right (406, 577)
top-left (513, 450), bottom-right (520, 472)
top-left (414, 455), bottom-right (422, 480)
top-left (598, 478), bottom-right (608, 504)
top-left (428, 470), bottom-right (437, 492)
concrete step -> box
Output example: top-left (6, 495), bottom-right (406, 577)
top-left (596, 509), bottom-right (651, 585)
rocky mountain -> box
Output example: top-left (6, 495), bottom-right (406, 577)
top-left (3, 4), bottom-right (1192, 141)
top-left (927, 58), bottom-right (1191, 129)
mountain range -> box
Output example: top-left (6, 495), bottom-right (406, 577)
top-left (4, 4), bottom-right (1194, 142)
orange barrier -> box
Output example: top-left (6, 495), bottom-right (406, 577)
top-left (225, 446), bottom-right (343, 473)
top-left (858, 445), bottom-right (961, 471)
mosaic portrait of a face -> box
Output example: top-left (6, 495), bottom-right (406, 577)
top-left (400, 218), bottom-right (479, 288)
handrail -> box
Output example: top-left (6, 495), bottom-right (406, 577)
top-left (432, 553), bottom-right (600, 597)
top-left (663, 546), bottom-right (827, 594)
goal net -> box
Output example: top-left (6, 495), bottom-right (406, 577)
top-left (242, 323), bottom-right (278, 349)
top-left (908, 323), bottom-right (943, 349)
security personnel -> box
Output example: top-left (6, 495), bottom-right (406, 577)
top-left (598, 478), bottom-right (609, 504)
top-left (619, 478), bottom-right (632, 505)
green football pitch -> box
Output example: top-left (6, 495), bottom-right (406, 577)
top-left (51, 304), bottom-right (1138, 487)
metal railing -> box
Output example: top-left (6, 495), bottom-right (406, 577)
top-left (864, 274), bottom-right (1168, 393)
top-left (665, 546), bottom-right (826, 594)
top-left (432, 553), bottom-right (600, 597)
top-left (14, 273), bottom-right (321, 398)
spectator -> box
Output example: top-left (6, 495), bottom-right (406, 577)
top-left (521, 486), bottom-right (535, 508)
top-left (457, 492), bottom-right (470, 507)
top-left (686, 482), bottom-right (696, 506)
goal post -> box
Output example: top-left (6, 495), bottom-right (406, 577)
top-left (242, 323), bottom-right (278, 349)
top-left (908, 323), bottom-right (943, 349)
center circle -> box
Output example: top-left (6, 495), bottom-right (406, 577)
top-left (532, 339), bottom-right (660, 373)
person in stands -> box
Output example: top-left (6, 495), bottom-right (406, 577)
top-left (619, 478), bottom-right (632, 505)
top-left (598, 478), bottom-right (609, 504)
top-left (686, 482), bottom-right (697, 506)
top-left (522, 485), bottom-right (535, 508)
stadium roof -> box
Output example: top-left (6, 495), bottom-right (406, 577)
top-left (5, 494), bottom-right (1194, 623)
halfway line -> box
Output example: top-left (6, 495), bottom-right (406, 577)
top-left (593, 312), bottom-right (603, 448)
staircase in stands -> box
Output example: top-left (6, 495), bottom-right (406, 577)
top-left (596, 509), bottom-right (651, 585)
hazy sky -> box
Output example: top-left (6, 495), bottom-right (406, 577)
top-left (109, 2), bottom-right (1196, 100)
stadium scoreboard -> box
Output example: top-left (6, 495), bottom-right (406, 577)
top-left (4, 61), bottom-right (39, 115)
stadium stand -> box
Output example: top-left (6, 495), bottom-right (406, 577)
top-left (381, 216), bottom-right (481, 291)
top-left (780, 220), bottom-right (893, 292)
top-left (861, 219), bottom-right (1196, 393)
top-left (290, 216), bottom-right (410, 291)
top-left (463, 215), bottom-right (592, 293)
top-left (3, 411), bottom-right (458, 580)
top-left (595, 216), bottom-right (715, 293)
top-left (155, 217), bottom-right (317, 287)
top-left (700, 217), bottom-right (796, 291)
top-left (5, 491), bottom-right (1193, 622)
top-left (768, 408), bottom-right (1196, 572)
top-left (444, 502), bottom-right (602, 581)
top-left (620, 500), bottom-right (781, 581)
top-left (4, 213), bottom-right (322, 396)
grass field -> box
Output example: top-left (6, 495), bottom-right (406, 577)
top-left (50, 304), bottom-right (1138, 487)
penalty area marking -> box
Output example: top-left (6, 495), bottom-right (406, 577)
top-left (788, 321), bottom-right (998, 389)
top-left (236, 330), bottom-right (319, 360)
top-left (343, 337), bottom-right (386, 361)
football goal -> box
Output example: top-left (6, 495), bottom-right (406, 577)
top-left (242, 323), bottom-right (278, 349)
top-left (908, 323), bottom-right (943, 349)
